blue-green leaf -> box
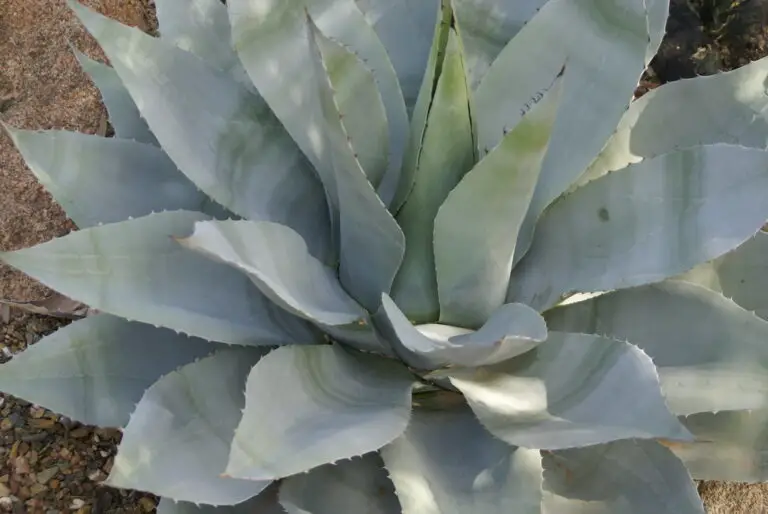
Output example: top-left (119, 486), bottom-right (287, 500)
top-left (389, 1), bottom-right (452, 212)
top-left (71, 48), bottom-right (157, 145)
top-left (0, 314), bottom-right (214, 427)
top-left (0, 211), bottom-right (320, 346)
top-left (472, 0), bottom-right (651, 267)
top-left (674, 410), bottom-right (768, 482)
top-left (69, 1), bottom-right (333, 263)
top-left (279, 453), bottom-right (401, 514)
top-left (582, 55), bottom-right (768, 186)
top-left (392, 27), bottom-right (475, 322)
top-left (310, 12), bottom-right (389, 189)
top-left (355, 0), bottom-right (440, 112)
top-left (307, 18), bottom-right (405, 311)
top-left (380, 406), bottom-right (543, 514)
top-left (3, 127), bottom-right (227, 227)
top-left (451, 0), bottom-right (547, 89)
top-left (545, 281), bottom-right (768, 416)
top-left (226, 344), bottom-right (414, 480)
top-left (433, 71), bottom-right (562, 326)
top-left (449, 332), bottom-right (691, 449)
top-left (107, 348), bottom-right (271, 505)
top-left (380, 295), bottom-right (547, 369)
top-left (227, 0), bottom-right (409, 207)
top-left (473, 0), bottom-right (647, 154)
top-left (677, 230), bottom-right (768, 320)
top-left (543, 440), bottom-right (704, 513)
top-left (155, 0), bottom-right (252, 87)
top-left (178, 220), bottom-right (365, 326)
top-left (508, 145), bottom-right (768, 312)
top-left (157, 484), bottom-right (286, 514)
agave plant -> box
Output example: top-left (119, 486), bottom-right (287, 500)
top-left (2, 0), bottom-right (768, 512)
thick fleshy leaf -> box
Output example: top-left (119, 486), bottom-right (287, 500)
top-left (433, 72), bottom-right (562, 327)
top-left (543, 440), bottom-right (704, 513)
top-left (157, 485), bottom-right (286, 514)
top-left (582, 55), bottom-right (768, 186)
top-left (178, 220), bottom-right (365, 327)
top-left (226, 344), bottom-right (414, 480)
top-left (473, 0), bottom-right (651, 267)
top-left (453, 0), bottom-right (667, 91)
top-left (545, 281), bottom-right (768, 416)
top-left (0, 211), bottom-right (320, 346)
top-left (473, 0), bottom-right (647, 155)
top-left (380, 406), bottom-right (543, 514)
top-left (311, 13), bottom-right (389, 189)
top-left (507, 144), bottom-right (768, 312)
top-left (0, 314), bottom-right (214, 427)
top-left (155, 0), bottom-right (252, 87)
top-left (279, 453), bottom-right (401, 514)
top-left (307, 19), bottom-right (405, 311)
top-left (69, 1), bottom-right (333, 263)
top-left (355, 0), bottom-right (439, 112)
top-left (227, 0), bottom-right (409, 207)
top-left (677, 230), bottom-right (768, 320)
top-left (108, 348), bottom-right (270, 505)
top-left (391, 27), bottom-right (475, 322)
top-left (3, 127), bottom-right (227, 228)
top-left (448, 332), bottom-right (691, 449)
top-left (390, 1), bottom-right (451, 212)
top-left (71, 48), bottom-right (157, 145)
top-left (381, 295), bottom-right (547, 369)
top-left (673, 410), bottom-right (768, 482)
top-left (451, 0), bottom-right (547, 89)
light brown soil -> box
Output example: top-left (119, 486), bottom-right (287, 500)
top-left (0, 1), bottom-right (158, 512)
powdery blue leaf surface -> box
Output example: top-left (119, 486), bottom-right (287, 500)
top-left (380, 294), bottom-right (547, 369)
top-left (307, 18), bottom-right (405, 311)
top-left (226, 344), bottom-right (414, 481)
top-left (451, 0), bottom-right (548, 89)
top-left (508, 144), bottom-right (768, 311)
top-left (178, 220), bottom-right (365, 326)
top-left (473, 0), bottom-right (647, 160)
top-left (311, 12), bottom-right (389, 189)
top-left (433, 72), bottom-right (562, 327)
top-left (677, 230), bottom-right (768, 320)
top-left (542, 440), bottom-right (704, 513)
top-left (227, 0), bottom-right (409, 207)
top-left (0, 314), bottom-right (214, 428)
top-left (389, 2), bottom-right (451, 212)
top-left (582, 55), bottom-right (768, 186)
top-left (155, 0), bottom-right (252, 87)
top-left (391, 27), bottom-right (475, 323)
top-left (107, 348), bottom-right (271, 505)
top-left (0, 211), bottom-right (320, 346)
top-left (355, 0), bottom-right (439, 112)
top-left (71, 48), bottom-right (157, 145)
top-left (69, 1), bottom-right (333, 263)
top-left (472, 0), bottom-right (652, 267)
top-left (380, 406), bottom-right (543, 514)
top-left (279, 453), bottom-right (401, 514)
top-left (673, 410), bottom-right (768, 482)
top-left (449, 332), bottom-right (691, 449)
top-left (545, 281), bottom-right (768, 416)
top-left (3, 127), bottom-right (227, 228)
top-left (157, 486), bottom-right (286, 514)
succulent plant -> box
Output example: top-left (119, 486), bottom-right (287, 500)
top-left (2, 0), bottom-right (768, 512)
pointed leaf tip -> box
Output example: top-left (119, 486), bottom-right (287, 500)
top-left (450, 332), bottom-right (692, 449)
top-left (226, 344), bottom-right (414, 481)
